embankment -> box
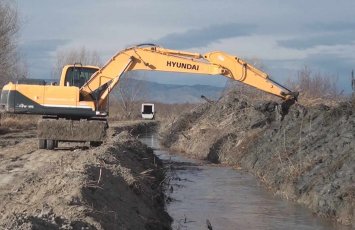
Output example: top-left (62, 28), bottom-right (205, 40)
top-left (160, 91), bottom-right (355, 226)
top-left (0, 121), bottom-right (171, 229)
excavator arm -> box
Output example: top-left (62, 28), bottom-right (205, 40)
top-left (80, 44), bottom-right (298, 108)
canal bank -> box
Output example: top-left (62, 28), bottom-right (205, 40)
top-left (159, 92), bottom-right (354, 227)
top-left (140, 133), bottom-right (351, 230)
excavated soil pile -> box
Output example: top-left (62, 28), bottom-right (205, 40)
top-left (0, 122), bottom-right (170, 229)
top-left (160, 90), bottom-right (355, 226)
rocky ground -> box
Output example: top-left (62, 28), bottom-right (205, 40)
top-left (160, 90), bottom-right (355, 227)
top-left (0, 121), bottom-right (171, 229)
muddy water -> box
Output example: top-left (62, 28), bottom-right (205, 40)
top-left (139, 134), bottom-right (351, 230)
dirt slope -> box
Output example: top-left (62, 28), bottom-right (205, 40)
top-left (160, 91), bottom-right (355, 226)
top-left (0, 121), bottom-right (171, 229)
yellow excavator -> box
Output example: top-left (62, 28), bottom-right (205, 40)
top-left (0, 44), bottom-right (298, 149)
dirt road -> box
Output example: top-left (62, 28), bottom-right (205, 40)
top-left (0, 121), bottom-right (171, 229)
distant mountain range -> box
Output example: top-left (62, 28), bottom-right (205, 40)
top-left (35, 78), bottom-right (225, 104)
top-left (115, 78), bottom-right (225, 104)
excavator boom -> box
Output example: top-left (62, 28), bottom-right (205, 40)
top-left (80, 44), bottom-right (297, 109)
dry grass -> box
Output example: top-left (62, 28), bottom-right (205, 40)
top-left (286, 66), bottom-right (347, 106)
top-left (109, 100), bottom-right (141, 121)
top-left (223, 66), bottom-right (349, 107)
top-left (223, 81), bottom-right (277, 103)
top-left (109, 100), bottom-right (200, 122)
top-left (0, 114), bottom-right (39, 130)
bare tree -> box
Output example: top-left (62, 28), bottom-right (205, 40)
top-left (352, 70), bottom-right (355, 102)
top-left (287, 66), bottom-right (341, 101)
top-left (52, 46), bottom-right (102, 78)
top-left (0, 1), bottom-right (19, 86)
top-left (111, 72), bottom-right (148, 120)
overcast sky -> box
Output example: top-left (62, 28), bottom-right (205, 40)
top-left (17, 0), bottom-right (355, 92)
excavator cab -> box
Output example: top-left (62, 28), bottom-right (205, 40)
top-left (63, 65), bottom-right (99, 88)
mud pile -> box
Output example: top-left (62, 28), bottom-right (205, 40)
top-left (0, 121), bottom-right (170, 229)
top-left (160, 90), bottom-right (355, 226)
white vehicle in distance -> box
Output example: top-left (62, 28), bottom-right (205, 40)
top-left (141, 103), bottom-right (155, 120)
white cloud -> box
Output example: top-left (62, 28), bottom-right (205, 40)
top-left (197, 35), bottom-right (307, 61)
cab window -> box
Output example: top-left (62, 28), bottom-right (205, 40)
top-left (65, 67), bottom-right (98, 88)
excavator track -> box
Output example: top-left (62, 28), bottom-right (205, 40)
top-left (37, 118), bottom-right (107, 149)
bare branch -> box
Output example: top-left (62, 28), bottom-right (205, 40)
top-left (52, 47), bottom-right (102, 78)
top-left (0, 1), bottom-right (20, 86)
